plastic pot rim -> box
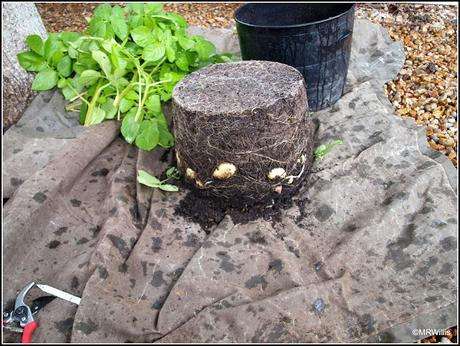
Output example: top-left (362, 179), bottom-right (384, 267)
top-left (234, 3), bottom-right (355, 29)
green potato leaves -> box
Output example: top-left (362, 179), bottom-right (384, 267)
top-left (314, 140), bottom-right (344, 160)
top-left (137, 169), bottom-right (179, 192)
top-left (17, 2), bottom-right (239, 152)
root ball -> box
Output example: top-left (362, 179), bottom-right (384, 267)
top-left (172, 61), bottom-right (315, 203)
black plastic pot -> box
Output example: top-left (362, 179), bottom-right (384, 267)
top-left (234, 3), bottom-right (355, 111)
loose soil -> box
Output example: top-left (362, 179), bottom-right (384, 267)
top-left (174, 177), bottom-right (304, 233)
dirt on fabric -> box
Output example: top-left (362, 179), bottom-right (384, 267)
top-left (174, 177), bottom-right (306, 233)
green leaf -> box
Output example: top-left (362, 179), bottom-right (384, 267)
top-left (137, 169), bottom-right (161, 187)
top-left (111, 76), bottom-right (129, 89)
top-left (17, 51), bottom-right (47, 72)
top-left (57, 55), bottom-right (73, 77)
top-left (89, 18), bottom-right (107, 38)
top-left (125, 3), bottom-right (144, 15)
top-left (111, 6), bottom-right (129, 40)
top-left (165, 42), bottom-right (176, 63)
top-left (100, 38), bottom-right (116, 53)
top-left (177, 35), bottom-right (195, 50)
top-left (144, 3), bottom-right (164, 14)
top-left (161, 71), bottom-right (186, 83)
top-left (131, 26), bottom-right (153, 47)
top-left (57, 78), bottom-right (67, 88)
top-left (70, 75), bottom-right (84, 92)
top-left (314, 140), bottom-right (343, 160)
top-left (68, 46), bottom-right (78, 59)
top-left (152, 13), bottom-right (184, 28)
top-left (111, 45), bottom-right (128, 70)
top-left (62, 86), bottom-right (76, 100)
top-left (112, 67), bottom-right (127, 80)
top-left (93, 3), bottom-right (112, 20)
top-left (59, 31), bottom-right (81, 43)
top-left (135, 119), bottom-right (159, 151)
top-left (125, 89), bottom-right (139, 101)
top-left (158, 184), bottom-right (179, 192)
top-left (119, 98), bottom-right (134, 113)
top-left (44, 35), bottom-right (63, 64)
top-left (79, 70), bottom-right (102, 86)
top-left (166, 13), bottom-right (188, 28)
top-left (175, 54), bottom-right (189, 71)
top-left (97, 95), bottom-right (107, 104)
top-left (92, 50), bottom-right (111, 77)
top-left (101, 97), bottom-right (117, 119)
top-left (26, 35), bottom-right (44, 55)
top-left (128, 14), bottom-right (144, 30)
top-left (62, 75), bottom-right (84, 100)
top-left (32, 68), bottom-right (58, 91)
top-left (145, 94), bottom-right (162, 115)
top-left (121, 112), bottom-right (141, 144)
top-left (79, 101), bottom-right (88, 124)
top-left (89, 17), bottom-right (114, 39)
top-left (195, 39), bottom-right (216, 60)
top-left (155, 110), bottom-right (168, 124)
top-left (213, 52), bottom-right (240, 63)
top-left (166, 166), bottom-right (181, 180)
top-left (50, 50), bottom-right (65, 68)
top-left (158, 120), bottom-right (174, 148)
top-left (160, 89), bottom-right (172, 102)
top-left (142, 43), bottom-right (165, 62)
top-left (185, 51), bottom-right (198, 66)
top-left (73, 63), bottom-right (86, 75)
top-left (86, 106), bottom-right (106, 125)
top-left (76, 52), bottom-right (98, 70)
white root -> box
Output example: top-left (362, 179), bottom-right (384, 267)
top-left (284, 161), bottom-right (307, 184)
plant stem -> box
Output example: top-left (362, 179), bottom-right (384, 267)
top-left (136, 65), bottom-right (143, 121)
top-left (84, 80), bottom-right (110, 126)
top-left (135, 80), bottom-right (150, 123)
top-left (65, 102), bottom-right (81, 112)
top-left (113, 74), bottom-right (138, 108)
top-left (148, 57), bottom-right (167, 76)
top-left (70, 91), bottom-right (88, 103)
top-left (57, 71), bottom-right (90, 105)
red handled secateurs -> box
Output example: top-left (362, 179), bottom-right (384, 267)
top-left (3, 282), bottom-right (81, 343)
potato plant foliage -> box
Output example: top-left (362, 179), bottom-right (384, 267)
top-left (17, 3), bottom-right (237, 151)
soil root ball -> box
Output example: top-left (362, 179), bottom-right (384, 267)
top-left (172, 60), bottom-right (315, 203)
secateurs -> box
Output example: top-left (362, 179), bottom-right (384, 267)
top-left (3, 282), bottom-right (80, 343)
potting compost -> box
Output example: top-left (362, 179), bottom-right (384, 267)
top-left (3, 20), bottom-right (457, 343)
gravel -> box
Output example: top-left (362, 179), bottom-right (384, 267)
top-left (355, 3), bottom-right (458, 167)
top-left (35, 3), bottom-right (239, 32)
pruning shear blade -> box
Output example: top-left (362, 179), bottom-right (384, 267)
top-left (36, 284), bottom-right (81, 305)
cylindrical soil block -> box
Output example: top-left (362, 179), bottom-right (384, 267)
top-left (172, 60), bottom-right (315, 202)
